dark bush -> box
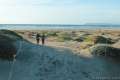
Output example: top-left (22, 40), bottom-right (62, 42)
top-left (0, 35), bottom-right (17, 59)
top-left (93, 36), bottom-right (114, 44)
top-left (0, 30), bottom-right (22, 60)
top-left (74, 36), bottom-right (86, 42)
top-left (80, 35), bottom-right (114, 44)
top-left (91, 44), bottom-right (120, 58)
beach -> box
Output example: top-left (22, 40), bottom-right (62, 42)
top-left (0, 0), bottom-right (120, 79)
top-left (0, 29), bottom-right (120, 80)
top-left (15, 29), bottom-right (120, 54)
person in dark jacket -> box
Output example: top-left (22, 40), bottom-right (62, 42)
top-left (41, 33), bottom-right (45, 45)
top-left (36, 33), bottom-right (40, 44)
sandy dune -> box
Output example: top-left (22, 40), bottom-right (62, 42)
top-left (0, 40), bottom-right (120, 80)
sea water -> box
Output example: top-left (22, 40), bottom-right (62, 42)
top-left (0, 24), bottom-right (120, 30)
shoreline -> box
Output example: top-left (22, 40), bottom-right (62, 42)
top-left (0, 25), bottom-right (120, 31)
top-left (6, 28), bottom-right (120, 31)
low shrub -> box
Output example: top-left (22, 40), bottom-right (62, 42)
top-left (57, 32), bottom-right (73, 42)
top-left (47, 31), bottom-right (58, 37)
top-left (91, 44), bottom-right (120, 58)
top-left (0, 30), bottom-right (22, 60)
top-left (80, 35), bottom-right (114, 44)
top-left (0, 35), bottom-right (17, 59)
top-left (73, 33), bottom-right (90, 42)
top-left (93, 36), bottom-right (114, 44)
top-left (74, 37), bottom-right (85, 42)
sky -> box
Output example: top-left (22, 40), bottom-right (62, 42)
top-left (0, 0), bottom-right (120, 24)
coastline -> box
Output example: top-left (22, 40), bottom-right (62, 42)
top-left (0, 24), bottom-right (120, 30)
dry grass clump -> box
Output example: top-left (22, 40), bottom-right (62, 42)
top-left (57, 32), bottom-right (73, 42)
top-left (73, 33), bottom-right (90, 42)
top-left (0, 29), bottom-right (23, 41)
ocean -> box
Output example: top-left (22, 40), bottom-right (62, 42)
top-left (0, 24), bottom-right (120, 30)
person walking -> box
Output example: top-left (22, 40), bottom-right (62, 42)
top-left (41, 33), bottom-right (45, 45)
top-left (36, 33), bottom-right (40, 44)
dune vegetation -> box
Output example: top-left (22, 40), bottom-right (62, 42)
top-left (15, 29), bottom-right (120, 59)
top-left (0, 29), bottom-right (120, 80)
top-left (0, 29), bottom-right (22, 60)
top-left (91, 44), bottom-right (120, 59)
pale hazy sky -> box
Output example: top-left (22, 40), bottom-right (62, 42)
top-left (0, 0), bottom-right (120, 24)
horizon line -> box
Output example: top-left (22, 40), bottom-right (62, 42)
top-left (0, 24), bottom-right (120, 26)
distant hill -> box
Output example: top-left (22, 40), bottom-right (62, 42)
top-left (84, 23), bottom-right (120, 26)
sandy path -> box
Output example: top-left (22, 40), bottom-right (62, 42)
top-left (0, 40), bottom-right (120, 80)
